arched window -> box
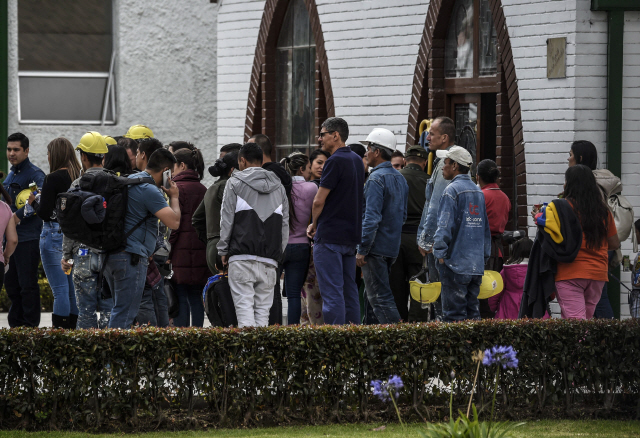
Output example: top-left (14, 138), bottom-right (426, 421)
top-left (244, 0), bottom-right (334, 157)
top-left (445, 0), bottom-right (497, 79)
top-left (275, 0), bottom-right (316, 160)
top-left (442, 0), bottom-right (498, 170)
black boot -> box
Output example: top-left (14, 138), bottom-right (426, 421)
top-left (68, 314), bottom-right (78, 329)
top-left (51, 314), bottom-right (70, 329)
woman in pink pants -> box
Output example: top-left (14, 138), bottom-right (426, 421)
top-left (554, 165), bottom-right (619, 319)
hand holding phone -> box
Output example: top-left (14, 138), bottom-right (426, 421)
top-left (162, 170), bottom-right (172, 190)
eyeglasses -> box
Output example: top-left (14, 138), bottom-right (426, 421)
top-left (317, 131), bottom-right (336, 139)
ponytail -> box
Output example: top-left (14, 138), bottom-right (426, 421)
top-left (174, 147), bottom-right (205, 180)
top-left (280, 151), bottom-right (309, 177)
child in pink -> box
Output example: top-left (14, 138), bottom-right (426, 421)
top-left (490, 237), bottom-right (549, 319)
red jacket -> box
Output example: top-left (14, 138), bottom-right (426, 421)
top-left (482, 183), bottom-right (511, 236)
top-left (169, 170), bottom-right (210, 285)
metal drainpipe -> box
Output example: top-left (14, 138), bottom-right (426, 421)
top-left (0, 0), bottom-right (8, 174)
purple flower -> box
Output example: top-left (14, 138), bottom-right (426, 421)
top-left (371, 375), bottom-right (404, 402)
top-left (482, 345), bottom-right (518, 369)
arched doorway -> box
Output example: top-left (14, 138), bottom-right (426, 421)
top-left (244, 0), bottom-right (335, 161)
top-left (407, 0), bottom-right (527, 229)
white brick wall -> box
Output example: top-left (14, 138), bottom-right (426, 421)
top-left (216, 0), bottom-right (639, 318)
top-left (216, 0), bottom-right (429, 151)
top-left (619, 10), bottom-right (640, 319)
top-left (216, 0), bottom-right (265, 148)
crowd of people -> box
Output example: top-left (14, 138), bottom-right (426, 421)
top-left (1, 116), bottom-right (638, 329)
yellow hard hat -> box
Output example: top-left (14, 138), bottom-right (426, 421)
top-left (103, 135), bottom-right (117, 145)
top-left (124, 124), bottom-right (154, 140)
top-left (76, 132), bottom-right (109, 154)
top-left (15, 188), bottom-right (32, 210)
top-left (477, 270), bottom-right (504, 299)
top-left (409, 279), bottom-right (441, 304)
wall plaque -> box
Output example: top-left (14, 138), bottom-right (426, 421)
top-left (547, 37), bottom-right (566, 79)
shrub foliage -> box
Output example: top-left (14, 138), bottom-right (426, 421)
top-left (0, 319), bottom-right (638, 430)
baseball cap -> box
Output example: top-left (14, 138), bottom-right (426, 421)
top-left (436, 146), bottom-right (473, 167)
top-left (405, 145), bottom-right (430, 160)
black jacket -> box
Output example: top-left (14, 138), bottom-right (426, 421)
top-left (519, 199), bottom-right (582, 318)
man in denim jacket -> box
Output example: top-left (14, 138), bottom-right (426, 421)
top-left (356, 128), bottom-right (408, 323)
top-left (432, 146), bottom-right (491, 322)
top-left (417, 118), bottom-right (457, 281)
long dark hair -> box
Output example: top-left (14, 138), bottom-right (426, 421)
top-left (505, 237), bottom-right (533, 265)
top-left (174, 147), bottom-right (205, 180)
top-left (570, 140), bottom-right (598, 170)
top-left (104, 144), bottom-right (133, 176)
top-left (564, 164), bottom-right (609, 249)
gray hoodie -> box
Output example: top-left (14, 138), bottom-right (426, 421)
top-left (217, 166), bottom-right (289, 266)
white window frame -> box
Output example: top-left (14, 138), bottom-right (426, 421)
top-left (17, 2), bottom-right (117, 125)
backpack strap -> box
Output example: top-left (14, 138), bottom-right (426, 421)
top-left (124, 212), bottom-right (154, 239)
top-left (124, 176), bottom-right (155, 186)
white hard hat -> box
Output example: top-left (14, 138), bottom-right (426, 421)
top-left (360, 128), bottom-right (397, 152)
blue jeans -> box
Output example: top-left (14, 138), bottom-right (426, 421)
top-left (437, 262), bottom-right (482, 322)
top-left (283, 243), bottom-right (310, 325)
top-left (173, 283), bottom-right (205, 327)
top-left (103, 252), bottom-right (149, 329)
top-left (136, 279), bottom-right (170, 327)
top-left (73, 250), bottom-right (113, 329)
top-left (313, 243), bottom-right (360, 325)
top-left (40, 222), bottom-right (78, 317)
top-left (362, 254), bottom-right (401, 324)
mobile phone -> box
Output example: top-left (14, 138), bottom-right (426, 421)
top-left (162, 170), bottom-right (172, 190)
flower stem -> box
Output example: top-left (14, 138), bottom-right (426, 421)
top-left (489, 367), bottom-right (500, 431)
top-left (467, 361), bottom-right (481, 417)
top-left (390, 393), bottom-right (405, 428)
top-left (449, 377), bottom-right (454, 420)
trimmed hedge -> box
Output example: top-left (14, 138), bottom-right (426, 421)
top-left (0, 319), bottom-right (639, 431)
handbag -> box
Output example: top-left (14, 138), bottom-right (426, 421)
top-left (165, 280), bottom-right (179, 319)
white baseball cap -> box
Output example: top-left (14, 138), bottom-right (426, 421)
top-left (436, 146), bottom-right (473, 167)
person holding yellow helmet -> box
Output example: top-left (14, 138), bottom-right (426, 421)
top-left (27, 138), bottom-right (82, 328)
top-left (432, 146), bottom-right (491, 322)
top-left (2, 132), bottom-right (46, 327)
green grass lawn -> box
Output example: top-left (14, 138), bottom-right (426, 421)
top-left (0, 420), bottom-right (639, 437)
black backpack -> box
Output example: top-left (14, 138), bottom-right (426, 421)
top-left (56, 170), bottom-right (155, 253)
top-left (203, 274), bottom-right (237, 327)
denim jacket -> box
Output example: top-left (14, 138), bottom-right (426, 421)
top-left (433, 174), bottom-right (491, 275)
top-left (417, 147), bottom-right (452, 250)
top-left (3, 158), bottom-right (46, 242)
top-left (357, 161), bottom-right (408, 258)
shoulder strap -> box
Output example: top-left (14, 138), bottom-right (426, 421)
top-left (123, 176), bottom-right (155, 186)
top-left (124, 212), bottom-right (154, 239)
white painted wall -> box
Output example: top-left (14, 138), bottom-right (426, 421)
top-left (7, 0), bottom-right (218, 178)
